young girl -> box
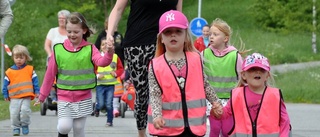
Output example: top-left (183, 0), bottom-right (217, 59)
top-left (35, 12), bottom-right (114, 137)
top-left (212, 53), bottom-right (292, 137)
top-left (194, 25), bottom-right (210, 52)
top-left (147, 10), bottom-right (222, 137)
top-left (2, 45), bottom-right (40, 136)
top-left (202, 18), bottom-right (243, 137)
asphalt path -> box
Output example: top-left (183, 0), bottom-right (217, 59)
top-left (0, 103), bottom-right (319, 137)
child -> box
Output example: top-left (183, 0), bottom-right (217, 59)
top-left (2, 45), bottom-right (40, 136)
top-left (147, 10), bottom-right (222, 137)
top-left (113, 77), bottom-right (124, 117)
top-left (202, 18), bottom-right (243, 137)
top-left (34, 12), bottom-right (114, 137)
top-left (194, 25), bottom-right (210, 52)
top-left (94, 37), bottom-right (124, 126)
top-left (211, 53), bottom-right (292, 137)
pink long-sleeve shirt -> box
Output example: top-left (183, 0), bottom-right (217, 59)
top-left (39, 39), bottom-right (113, 102)
top-left (218, 86), bottom-right (291, 136)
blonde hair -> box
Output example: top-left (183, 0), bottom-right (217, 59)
top-left (154, 29), bottom-right (197, 57)
top-left (211, 18), bottom-right (232, 44)
top-left (12, 45), bottom-right (32, 61)
top-left (211, 18), bottom-right (251, 56)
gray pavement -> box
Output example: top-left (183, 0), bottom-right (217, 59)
top-left (0, 103), bottom-right (319, 137)
top-left (1, 61), bottom-right (320, 137)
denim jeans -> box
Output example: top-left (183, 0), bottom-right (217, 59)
top-left (95, 85), bottom-right (114, 123)
top-left (10, 98), bottom-right (31, 129)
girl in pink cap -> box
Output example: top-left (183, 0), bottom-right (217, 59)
top-left (211, 53), bottom-right (292, 137)
top-left (147, 10), bottom-right (222, 137)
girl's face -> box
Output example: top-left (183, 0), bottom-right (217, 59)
top-left (209, 26), bottom-right (228, 50)
top-left (202, 26), bottom-right (210, 38)
top-left (241, 67), bottom-right (270, 89)
top-left (66, 22), bottom-right (86, 47)
top-left (161, 27), bottom-right (186, 52)
top-left (100, 39), bottom-right (107, 52)
top-left (58, 15), bottom-right (67, 27)
top-left (13, 54), bottom-right (27, 67)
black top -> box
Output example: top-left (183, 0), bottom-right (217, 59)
top-left (123, 0), bottom-right (178, 47)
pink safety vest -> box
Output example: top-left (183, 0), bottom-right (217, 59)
top-left (148, 52), bottom-right (207, 136)
top-left (230, 86), bottom-right (281, 137)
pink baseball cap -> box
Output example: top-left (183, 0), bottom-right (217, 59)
top-left (159, 10), bottom-right (189, 34)
top-left (242, 53), bottom-right (270, 71)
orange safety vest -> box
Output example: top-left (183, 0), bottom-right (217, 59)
top-left (114, 77), bottom-right (124, 97)
top-left (147, 52), bottom-right (207, 136)
top-left (6, 65), bottom-right (36, 100)
top-left (230, 87), bottom-right (281, 137)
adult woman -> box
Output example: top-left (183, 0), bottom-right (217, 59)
top-left (106, 0), bottom-right (183, 137)
top-left (44, 10), bottom-right (70, 57)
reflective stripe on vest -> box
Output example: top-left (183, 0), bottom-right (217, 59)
top-left (147, 52), bottom-right (207, 136)
top-left (54, 44), bottom-right (96, 90)
top-left (97, 54), bottom-right (119, 85)
top-left (5, 65), bottom-right (35, 100)
top-left (230, 87), bottom-right (281, 137)
top-left (203, 49), bottom-right (238, 98)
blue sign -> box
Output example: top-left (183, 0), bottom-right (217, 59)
top-left (189, 17), bottom-right (208, 37)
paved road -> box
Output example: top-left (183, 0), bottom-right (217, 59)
top-left (0, 103), bottom-right (319, 137)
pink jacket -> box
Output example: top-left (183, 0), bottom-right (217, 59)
top-left (39, 39), bottom-right (113, 102)
top-left (219, 86), bottom-right (291, 137)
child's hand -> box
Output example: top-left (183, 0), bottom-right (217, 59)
top-left (97, 74), bottom-right (104, 79)
top-left (35, 94), bottom-right (39, 98)
top-left (4, 98), bottom-right (10, 101)
top-left (33, 98), bottom-right (42, 106)
top-left (110, 71), bottom-right (117, 77)
top-left (153, 117), bottom-right (165, 130)
top-left (106, 36), bottom-right (115, 54)
top-left (210, 101), bottom-right (223, 119)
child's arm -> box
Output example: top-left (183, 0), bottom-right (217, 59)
top-left (32, 70), bottom-right (40, 97)
top-left (148, 65), bottom-right (163, 121)
top-left (91, 45), bottom-right (113, 67)
top-left (2, 76), bottom-right (10, 101)
top-left (113, 58), bottom-right (124, 77)
top-left (203, 72), bottom-right (220, 103)
top-left (280, 100), bottom-right (291, 137)
top-left (38, 53), bottom-right (57, 102)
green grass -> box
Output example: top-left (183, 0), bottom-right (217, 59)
top-left (275, 67), bottom-right (320, 104)
top-left (0, 100), bottom-right (40, 121)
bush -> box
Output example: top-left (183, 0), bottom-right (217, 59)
top-left (251, 0), bottom-right (319, 33)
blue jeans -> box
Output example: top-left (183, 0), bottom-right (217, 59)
top-left (95, 85), bottom-right (114, 123)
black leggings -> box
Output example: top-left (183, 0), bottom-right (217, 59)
top-left (124, 44), bottom-right (156, 130)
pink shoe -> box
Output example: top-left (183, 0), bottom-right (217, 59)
top-left (113, 110), bottom-right (119, 117)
